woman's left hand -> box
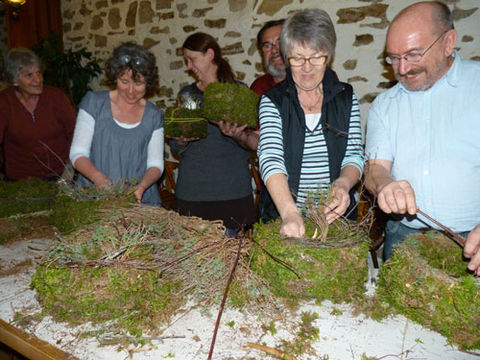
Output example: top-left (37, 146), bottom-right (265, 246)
top-left (324, 182), bottom-right (350, 224)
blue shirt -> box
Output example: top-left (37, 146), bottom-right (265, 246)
top-left (365, 52), bottom-right (480, 231)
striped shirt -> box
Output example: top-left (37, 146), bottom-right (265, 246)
top-left (258, 94), bottom-right (364, 210)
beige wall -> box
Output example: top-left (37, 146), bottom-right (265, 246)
top-left (61, 0), bottom-right (479, 123)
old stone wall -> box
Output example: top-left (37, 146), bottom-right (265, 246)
top-left (61, 0), bottom-right (480, 122)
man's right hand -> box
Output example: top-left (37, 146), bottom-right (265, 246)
top-left (377, 179), bottom-right (417, 215)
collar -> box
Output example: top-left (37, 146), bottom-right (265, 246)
top-left (389, 50), bottom-right (461, 98)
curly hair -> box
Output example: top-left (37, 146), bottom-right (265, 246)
top-left (105, 42), bottom-right (158, 92)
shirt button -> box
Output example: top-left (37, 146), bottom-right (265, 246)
top-left (424, 170), bottom-right (429, 175)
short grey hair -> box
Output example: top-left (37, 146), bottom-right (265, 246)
top-left (281, 8), bottom-right (336, 62)
top-left (3, 48), bottom-right (42, 85)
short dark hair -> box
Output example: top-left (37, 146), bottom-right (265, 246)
top-left (257, 19), bottom-right (285, 50)
top-left (3, 48), bottom-right (42, 85)
top-left (105, 42), bottom-right (158, 92)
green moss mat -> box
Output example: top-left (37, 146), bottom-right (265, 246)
top-left (203, 82), bottom-right (259, 128)
top-left (251, 219), bottom-right (370, 305)
top-left (164, 107), bottom-right (208, 138)
top-left (375, 232), bottom-right (480, 349)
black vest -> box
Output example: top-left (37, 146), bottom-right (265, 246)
top-left (258, 67), bottom-right (357, 223)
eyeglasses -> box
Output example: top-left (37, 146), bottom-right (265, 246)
top-left (287, 55), bottom-right (328, 67)
top-left (119, 54), bottom-right (145, 66)
top-left (385, 30), bottom-right (448, 65)
top-left (261, 39), bottom-right (280, 51)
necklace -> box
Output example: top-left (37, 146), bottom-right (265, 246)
top-left (299, 94), bottom-right (322, 112)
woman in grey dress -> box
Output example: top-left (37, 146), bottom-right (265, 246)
top-left (69, 42), bottom-right (164, 205)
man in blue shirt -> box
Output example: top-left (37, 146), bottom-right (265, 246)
top-left (364, 1), bottom-right (480, 261)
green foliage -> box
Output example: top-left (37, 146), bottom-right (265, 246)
top-left (203, 82), bottom-right (259, 128)
top-left (31, 32), bottom-right (102, 106)
top-left (376, 233), bottom-right (480, 349)
top-left (250, 219), bottom-right (369, 305)
top-left (164, 107), bottom-right (208, 138)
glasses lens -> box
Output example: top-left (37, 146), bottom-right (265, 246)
top-left (310, 56), bottom-right (326, 66)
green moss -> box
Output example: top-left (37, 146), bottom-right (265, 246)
top-left (376, 233), bottom-right (480, 349)
top-left (250, 219), bottom-right (369, 305)
top-left (281, 311), bottom-right (319, 356)
top-left (31, 264), bottom-right (182, 340)
top-left (203, 82), bottom-right (259, 128)
top-left (0, 179), bottom-right (57, 217)
top-left (164, 107), bottom-right (208, 138)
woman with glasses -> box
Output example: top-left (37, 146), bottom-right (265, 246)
top-left (257, 8), bottom-right (364, 238)
top-left (70, 42), bottom-right (163, 205)
top-left (168, 32), bottom-right (255, 236)
top-left (0, 48), bottom-right (76, 180)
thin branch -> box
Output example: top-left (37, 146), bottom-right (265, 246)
top-left (416, 209), bottom-right (465, 247)
top-left (207, 237), bottom-right (243, 360)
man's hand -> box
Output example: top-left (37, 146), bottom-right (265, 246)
top-left (464, 225), bottom-right (480, 276)
top-left (377, 180), bottom-right (417, 215)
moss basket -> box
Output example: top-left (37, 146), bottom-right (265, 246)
top-left (164, 107), bottom-right (208, 138)
top-left (375, 231), bottom-right (480, 349)
top-left (250, 219), bottom-right (370, 305)
top-left (203, 82), bottom-right (259, 128)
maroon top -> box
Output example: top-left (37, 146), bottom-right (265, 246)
top-left (0, 85), bottom-right (76, 179)
top-left (250, 73), bottom-right (278, 96)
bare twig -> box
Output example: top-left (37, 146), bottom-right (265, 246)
top-left (250, 237), bottom-right (300, 278)
top-left (247, 342), bottom-right (297, 360)
top-left (416, 209), bottom-right (465, 247)
top-left (207, 237), bottom-right (243, 360)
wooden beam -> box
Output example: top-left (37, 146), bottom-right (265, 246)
top-left (0, 318), bottom-right (78, 360)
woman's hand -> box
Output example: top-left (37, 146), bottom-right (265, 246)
top-left (166, 135), bottom-right (200, 145)
top-left (134, 186), bottom-right (146, 204)
top-left (280, 209), bottom-right (305, 238)
top-left (218, 121), bottom-right (247, 139)
top-left (93, 174), bottom-right (113, 190)
top-left (324, 181), bottom-right (351, 224)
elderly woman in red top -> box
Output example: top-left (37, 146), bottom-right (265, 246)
top-left (0, 48), bottom-right (76, 180)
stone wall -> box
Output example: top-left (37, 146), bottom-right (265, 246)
top-left (61, 0), bottom-right (480, 122)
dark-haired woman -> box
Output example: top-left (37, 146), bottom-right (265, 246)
top-left (69, 42), bottom-right (164, 205)
top-left (169, 32), bottom-right (254, 235)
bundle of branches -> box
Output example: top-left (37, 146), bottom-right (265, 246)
top-left (250, 213), bottom-right (370, 305)
top-left (30, 205), bottom-right (274, 345)
top-left (164, 107), bottom-right (208, 138)
top-left (203, 82), bottom-right (259, 128)
top-left (374, 231), bottom-right (480, 350)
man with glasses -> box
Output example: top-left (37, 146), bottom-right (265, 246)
top-left (251, 19), bottom-right (286, 96)
top-left (365, 1), bottom-right (480, 261)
